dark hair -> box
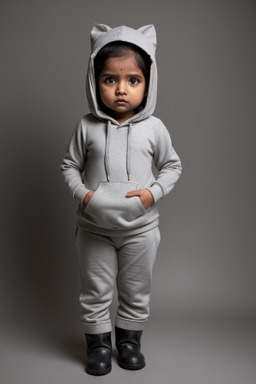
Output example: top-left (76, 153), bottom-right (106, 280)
top-left (94, 42), bottom-right (151, 113)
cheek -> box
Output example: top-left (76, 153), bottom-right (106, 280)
top-left (99, 87), bottom-right (107, 100)
top-left (100, 86), bottom-right (110, 98)
top-left (101, 92), bottom-right (110, 104)
top-left (136, 88), bottom-right (146, 102)
top-left (99, 88), bottom-right (113, 108)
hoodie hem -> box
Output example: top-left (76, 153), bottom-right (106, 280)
top-left (76, 218), bottom-right (159, 237)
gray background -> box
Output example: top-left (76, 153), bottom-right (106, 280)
top-left (1, 0), bottom-right (255, 383)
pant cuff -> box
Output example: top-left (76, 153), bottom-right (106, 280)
top-left (81, 320), bottom-right (112, 335)
top-left (115, 317), bottom-right (148, 331)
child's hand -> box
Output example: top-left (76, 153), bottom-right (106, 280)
top-left (83, 190), bottom-right (95, 207)
top-left (126, 189), bottom-right (154, 210)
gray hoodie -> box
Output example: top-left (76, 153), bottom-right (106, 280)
top-left (61, 24), bottom-right (182, 236)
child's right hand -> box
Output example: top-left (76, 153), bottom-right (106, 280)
top-left (83, 191), bottom-right (95, 207)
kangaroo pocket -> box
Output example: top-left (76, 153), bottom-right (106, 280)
top-left (82, 181), bottom-right (149, 230)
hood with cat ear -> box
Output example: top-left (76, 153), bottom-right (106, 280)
top-left (86, 24), bottom-right (158, 125)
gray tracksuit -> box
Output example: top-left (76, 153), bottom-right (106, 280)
top-left (61, 24), bottom-right (182, 334)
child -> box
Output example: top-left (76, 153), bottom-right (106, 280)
top-left (61, 24), bottom-right (182, 376)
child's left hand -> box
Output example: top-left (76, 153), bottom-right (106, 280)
top-left (126, 189), bottom-right (154, 210)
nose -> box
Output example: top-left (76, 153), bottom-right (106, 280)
top-left (115, 82), bottom-right (127, 95)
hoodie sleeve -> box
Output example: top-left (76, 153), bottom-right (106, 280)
top-left (61, 119), bottom-right (90, 205)
top-left (146, 119), bottom-right (182, 203)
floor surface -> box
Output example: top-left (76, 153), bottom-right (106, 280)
top-left (1, 317), bottom-right (255, 384)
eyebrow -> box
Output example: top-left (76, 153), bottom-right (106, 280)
top-left (100, 72), bottom-right (144, 79)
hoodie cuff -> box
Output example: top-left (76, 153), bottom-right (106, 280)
top-left (73, 184), bottom-right (90, 205)
top-left (146, 183), bottom-right (164, 203)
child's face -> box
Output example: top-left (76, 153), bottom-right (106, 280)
top-left (98, 52), bottom-right (147, 124)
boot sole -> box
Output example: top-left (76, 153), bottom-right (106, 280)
top-left (118, 359), bottom-right (146, 370)
top-left (86, 366), bottom-right (112, 376)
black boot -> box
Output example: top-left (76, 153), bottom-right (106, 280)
top-left (85, 332), bottom-right (112, 376)
top-left (115, 327), bottom-right (146, 370)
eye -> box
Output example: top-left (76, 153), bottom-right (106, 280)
top-left (105, 77), bottom-right (115, 84)
top-left (129, 78), bottom-right (139, 85)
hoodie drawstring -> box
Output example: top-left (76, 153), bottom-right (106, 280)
top-left (105, 120), bottom-right (111, 181)
top-left (105, 121), bottom-right (132, 182)
top-left (127, 123), bottom-right (132, 181)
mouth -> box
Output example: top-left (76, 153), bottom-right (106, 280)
top-left (115, 99), bottom-right (128, 105)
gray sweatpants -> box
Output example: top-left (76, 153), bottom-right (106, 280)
top-left (75, 226), bottom-right (161, 334)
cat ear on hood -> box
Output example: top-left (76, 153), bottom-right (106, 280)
top-left (90, 23), bottom-right (112, 49)
top-left (137, 25), bottom-right (157, 50)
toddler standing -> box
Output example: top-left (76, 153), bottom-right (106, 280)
top-left (61, 23), bottom-right (182, 375)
